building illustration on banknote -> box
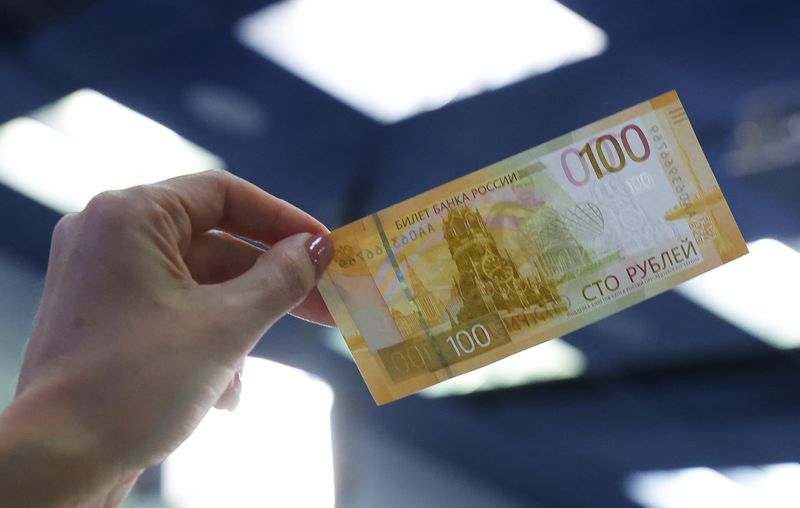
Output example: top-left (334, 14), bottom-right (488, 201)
top-left (390, 202), bottom-right (589, 342)
top-left (318, 91), bottom-right (748, 403)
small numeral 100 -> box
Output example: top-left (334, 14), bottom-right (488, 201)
top-left (446, 324), bottom-right (492, 357)
top-left (561, 123), bottom-right (651, 186)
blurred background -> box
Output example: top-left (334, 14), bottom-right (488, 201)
top-left (0, 0), bottom-right (799, 506)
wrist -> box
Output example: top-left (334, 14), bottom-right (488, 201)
top-left (0, 382), bottom-right (129, 507)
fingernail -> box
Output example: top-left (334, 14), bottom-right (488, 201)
top-left (306, 234), bottom-right (334, 278)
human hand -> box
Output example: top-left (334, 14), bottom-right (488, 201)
top-left (1, 170), bottom-right (334, 507)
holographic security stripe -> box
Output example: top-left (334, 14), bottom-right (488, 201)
top-left (370, 212), bottom-right (452, 378)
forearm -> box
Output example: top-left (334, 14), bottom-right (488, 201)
top-left (0, 388), bottom-right (130, 508)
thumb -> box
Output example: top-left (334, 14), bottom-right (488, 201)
top-left (219, 232), bottom-right (333, 331)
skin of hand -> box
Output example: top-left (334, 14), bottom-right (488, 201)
top-left (0, 170), bottom-right (335, 507)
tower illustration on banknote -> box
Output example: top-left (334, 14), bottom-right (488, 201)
top-left (444, 205), bottom-right (563, 326)
top-left (319, 91), bottom-right (748, 404)
top-left (389, 203), bottom-right (569, 341)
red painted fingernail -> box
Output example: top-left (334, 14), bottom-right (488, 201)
top-left (306, 234), bottom-right (334, 278)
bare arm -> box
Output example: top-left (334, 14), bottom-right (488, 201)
top-left (0, 170), bottom-right (333, 507)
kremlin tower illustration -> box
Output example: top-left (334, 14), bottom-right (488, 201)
top-left (390, 205), bottom-right (566, 340)
top-left (443, 207), bottom-right (562, 327)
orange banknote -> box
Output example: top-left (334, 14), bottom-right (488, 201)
top-left (318, 91), bottom-right (747, 404)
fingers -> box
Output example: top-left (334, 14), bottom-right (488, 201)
top-left (184, 231), bottom-right (263, 285)
top-left (214, 365), bottom-right (243, 411)
top-left (155, 170), bottom-right (328, 246)
top-left (186, 231), bottom-right (335, 326)
top-left (290, 289), bottom-right (336, 327)
top-left (214, 233), bottom-right (333, 342)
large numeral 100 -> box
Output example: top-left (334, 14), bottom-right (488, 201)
top-left (446, 324), bottom-right (491, 357)
top-left (561, 123), bottom-right (651, 186)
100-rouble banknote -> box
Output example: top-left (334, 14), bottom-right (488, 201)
top-left (318, 91), bottom-right (747, 404)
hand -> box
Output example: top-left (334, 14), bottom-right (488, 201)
top-left (0, 170), bottom-right (334, 507)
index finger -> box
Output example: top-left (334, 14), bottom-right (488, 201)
top-left (154, 170), bottom-right (328, 245)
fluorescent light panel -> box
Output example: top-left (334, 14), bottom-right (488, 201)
top-left (236, 0), bottom-right (607, 123)
top-left (676, 239), bottom-right (800, 349)
top-left (0, 89), bottom-right (222, 213)
top-left (162, 356), bottom-right (335, 508)
top-left (626, 463), bottom-right (800, 508)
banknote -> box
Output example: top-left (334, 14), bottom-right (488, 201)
top-left (318, 91), bottom-right (747, 404)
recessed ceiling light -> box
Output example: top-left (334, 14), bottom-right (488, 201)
top-left (676, 239), bottom-right (800, 349)
top-left (0, 89), bottom-right (222, 213)
top-left (626, 463), bottom-right (800, 508)
top-left (237, 0), bottom-right (607, 123)
top-left (163, 356), bottom-right (335, 508)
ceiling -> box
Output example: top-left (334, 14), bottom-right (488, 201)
top-left (0, 0), bottom-right (799, 506)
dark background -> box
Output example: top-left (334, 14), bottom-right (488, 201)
top-left (0, 1), bottom-right (799, 507)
